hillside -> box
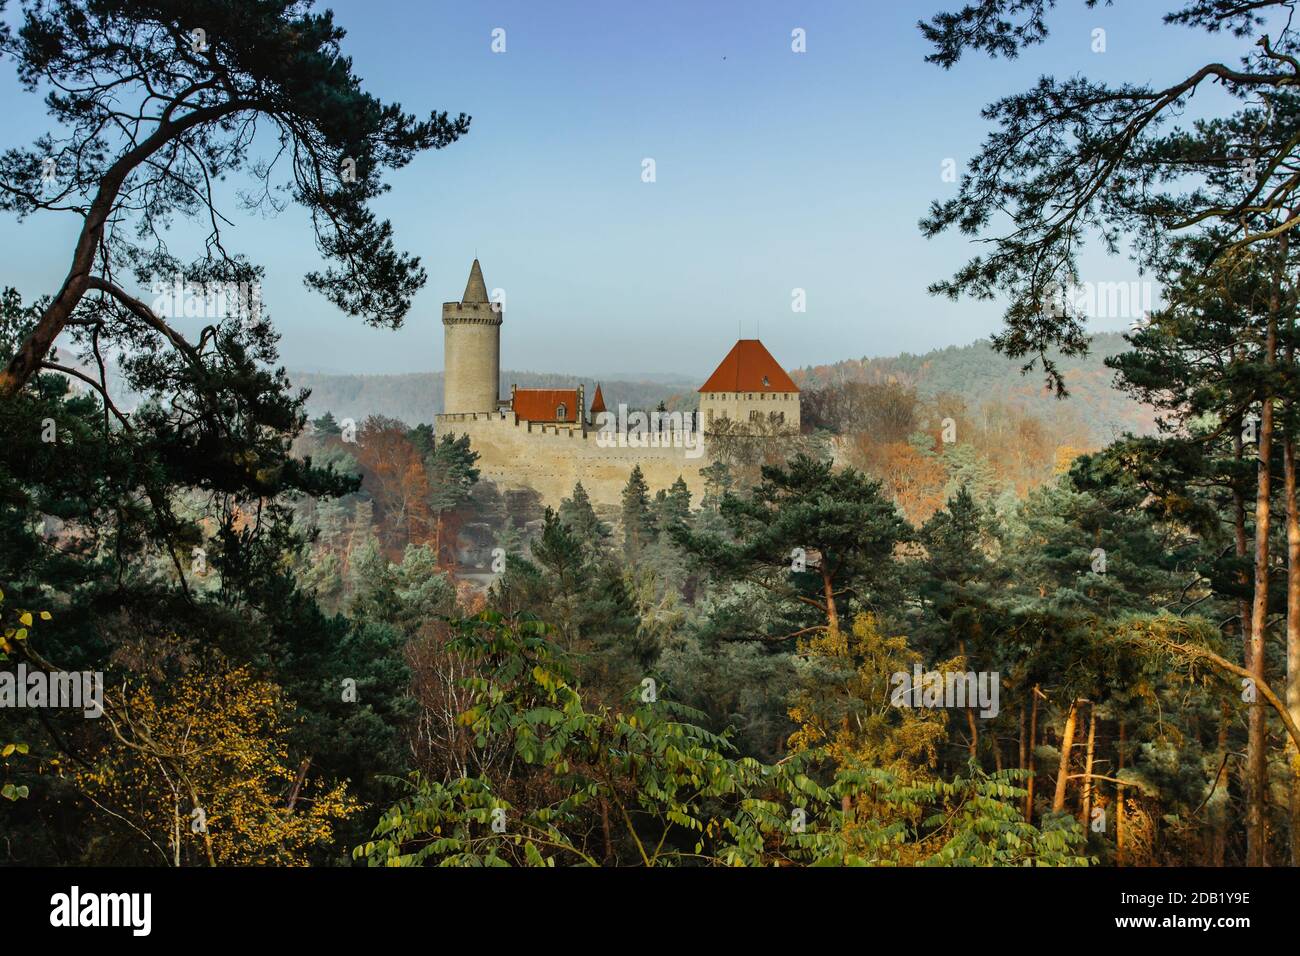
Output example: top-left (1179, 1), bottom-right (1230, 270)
top-left (289, 333), bottom-right (1153, 446)
top-left (789, 332), bottom-right (1153, 446)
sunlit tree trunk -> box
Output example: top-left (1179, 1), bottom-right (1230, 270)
top-left (1231, 404), bottom-right (1255, 867)
top-left (1052, 699), bottom-right (1079, 814)
top-left (1284, 272), bottom-right (1300, 868)
top-left (1246, 285), bottom-right (1278, 867)
top-left (821, 560), bottom-right (839, 635)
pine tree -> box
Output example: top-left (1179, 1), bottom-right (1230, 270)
top-left (621, 466), bottom-right (655, 560)
top-left (313, 412), bottom-right (342, 436)
top-left (676, 454), bottom-right (907, 640)
top-left (425, 432), bottom-right (481, 564)
top-left (662, 476), bottom-right (692, 531)
top-left (700, 461), bottom-right (733, 510)
top-left (560, 481), bottom-right (610, 552)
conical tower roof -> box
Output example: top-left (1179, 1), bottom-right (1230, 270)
top-left (462, 259), bottom-right (489, 304)
top-left (590, 383), bottom-right (607, 415)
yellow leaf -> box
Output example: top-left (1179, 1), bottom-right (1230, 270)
top-left (18, 612), bottom-right (32, 627)
top-left (39, 611), bottom-right (51, 621)
top-left (1, 744), bottom-right (14, 757)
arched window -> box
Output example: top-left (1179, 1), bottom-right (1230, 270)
top-left (556, 403), bottom-right (567, 420)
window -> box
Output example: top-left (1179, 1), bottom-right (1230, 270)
top-left (762, 376), bottom-right (770, 387)
top-left (556, 403), bottom-right (567, 420)
top-left (749, 409), bottom-right (761, 422)
top-left (707, 409), bottom-right (714, 425)
top-left (770, 411), bottom-right (785, 424)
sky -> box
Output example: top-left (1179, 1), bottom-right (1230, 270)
top-left (0, 0), bottom-right (1257, 378)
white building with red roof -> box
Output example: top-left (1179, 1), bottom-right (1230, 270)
top-left (698, 339), bottom-right (801, 432)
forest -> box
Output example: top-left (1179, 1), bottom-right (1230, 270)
top-left (2, 0), bottom-right (1300, 872)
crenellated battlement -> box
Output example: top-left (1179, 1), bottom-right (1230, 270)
top-left (442, 301), bottom-right (502, 326)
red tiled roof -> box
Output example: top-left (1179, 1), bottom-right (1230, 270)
top-left (590, 384), bottom-right (607, 415)
top-left (698, 339), bottom-right (799, 394)
top-left (513, 388), bottom-right (580, 422)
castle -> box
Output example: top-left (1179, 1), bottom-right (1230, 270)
top-left (435, 260), bottom-right (800, 508)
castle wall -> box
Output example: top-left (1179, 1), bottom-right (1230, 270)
top-left (435, 413), bottom-right (706, 508)
top-left (701, 390), bottom-right (800, 431)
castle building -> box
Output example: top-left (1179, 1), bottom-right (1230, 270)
top-left (435, 260), bottom-right (800, 507)
top-left (510, 385), bottom-right (584, 424)
top-left (699, 339), bottom-right (801, 430)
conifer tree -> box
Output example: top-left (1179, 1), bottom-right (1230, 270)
top-left (676, 454), bottom-right (907, 640)
top-left (560, 481), bottom-right (610, 552)
top-left (621, 466), bottom-right (655, 560)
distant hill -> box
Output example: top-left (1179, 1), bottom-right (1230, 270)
top-left (283, 333), bottom-right (1152, 444)
top-left (288, 371), bottom-right (697, 426)
top-left (789, 332), bottom-right (1154, 446)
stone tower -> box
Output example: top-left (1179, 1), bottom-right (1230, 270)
top-left (442, 259), bottom-right (502, 414)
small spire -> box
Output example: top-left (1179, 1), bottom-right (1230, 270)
top-left (462, 259), bottom-right (489, 304)
top-left (590, 383), bottom-right (607, 415)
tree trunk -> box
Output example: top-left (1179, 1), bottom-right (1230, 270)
top-left (1246, 284), bottom-right (1278, 867)
top-left (1232, 408), bottom-right (1255, 868)
top-left (1234, 409), bottom-right (1252, 666)
top-left (1284, 265), bottom-right (1300, 868)
top-left (960, 639), bottom-right (977, 760)
top-left (1212, 702), bottom-right (1230, 867)
top-left (821, 562), bottom-right (839, 635)
top-left (1025, 687), bottom-right (1040, 821)
top-left (1052, 699), bottom-right (1079, 814)
top-left (0, 102), bottom-right (244, 399)
top-left (599, 798), bottom-right (614, 865)
top-left (1018, 703), bottom-right (1027, 775)
top-left (1081, 704), bottom-right (1097, 828)
top-left (1284, 428), bottom-right (1300, 867)
top-left (1117, 721), bottom-right (1127, 866)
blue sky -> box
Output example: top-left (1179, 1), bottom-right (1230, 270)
top-left (0, 1), bottom-right (1253, 377)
